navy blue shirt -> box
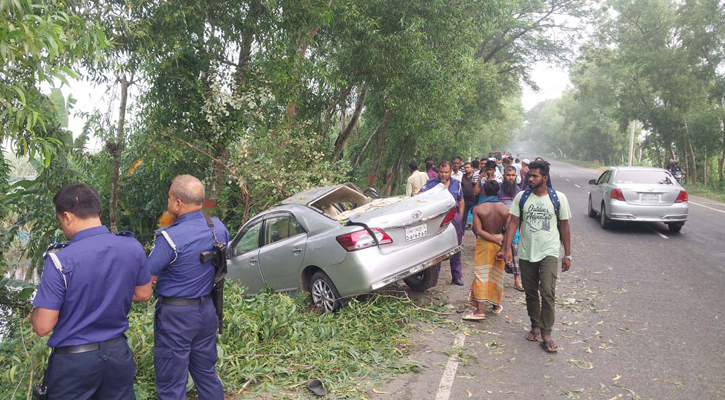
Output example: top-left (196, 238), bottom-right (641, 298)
top-left (32, 226), bottom-right (150, 348)
top-left (421, 177), bottom-right (463, 207)
top-left (148, 211), bottom-right (229, 299)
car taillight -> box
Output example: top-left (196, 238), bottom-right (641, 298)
top-left (610, 189), bottom-right (625, 201)
top-left (336, 228), bottom-right (393, 252)
top-left (675, 190), bottom-right (688, 203)
top-left (440, 207), bottom-right (456, 227)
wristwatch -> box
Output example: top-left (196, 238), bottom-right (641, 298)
top-left (562, 255), bottom-right (573, 260)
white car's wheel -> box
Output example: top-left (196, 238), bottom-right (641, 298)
top-left (668, 222), bottom-right (684, 233)
top-left (310, 271), bottom-right (343, 312)
top-left (588, 196), bottom-right (597, 218)
top-left (600, 203), bottom-right (611, 229)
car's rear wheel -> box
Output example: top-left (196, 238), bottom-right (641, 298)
top-left (588, 196), bottom-right (597, 218)
top-left (403, 265), bottom-right (439, 292)
top-left (309, 271), bottom-right (343, 312)
top-left (667, 222), bottom-right (684, 233)
top-left (600, 203), bottom-right (611, 229)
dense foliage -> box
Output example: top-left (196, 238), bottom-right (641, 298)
top-left (522, 0), bottom-right (725, 188)
top-left (0, 283), bottom-right (443, 399)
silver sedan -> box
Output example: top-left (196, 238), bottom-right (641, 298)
top-left (588, 167), bottom-right (689, 232)
top-left (226, 183), bottom-right (462, 311)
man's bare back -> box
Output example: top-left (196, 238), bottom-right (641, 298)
top-left (472, 201), bottom-right (510, 245)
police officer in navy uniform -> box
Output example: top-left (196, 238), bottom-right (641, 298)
top-left (148, 175), bottom-right (228, 400)
top-left (31, 183), bottom-right (152, 400)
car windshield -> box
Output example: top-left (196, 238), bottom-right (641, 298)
top-left (615, 170), bottom-right (675, 185)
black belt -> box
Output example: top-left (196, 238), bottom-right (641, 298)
top-left (54, 336), bottom-right (124, 354)
top-left (160, 295), bottom-right (211, 306)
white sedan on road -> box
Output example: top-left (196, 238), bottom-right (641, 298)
top-left (588, 166), bottom-right (689, 233)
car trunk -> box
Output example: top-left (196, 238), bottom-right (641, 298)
top-left (618, 184), bottom-right (683, 205)
top-left (338, 184), bottom-right (455, 255)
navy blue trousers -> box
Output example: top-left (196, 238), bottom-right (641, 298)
top-left (154, 298), bottom-right (223, 400)
top-left (436, 212), bottom-right (463, 280)
top-left (46, 338), bottom-right (135, 400)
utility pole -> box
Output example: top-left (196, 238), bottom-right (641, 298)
top-left (628, 119), bottom-right (636, 166)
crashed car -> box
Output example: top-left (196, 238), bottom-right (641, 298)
top-left (226, 183), bottom-right (462, 311)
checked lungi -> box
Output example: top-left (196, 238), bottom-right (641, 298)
top-left (469, 234), bottom-right (505, 307)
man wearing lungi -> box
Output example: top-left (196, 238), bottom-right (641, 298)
top-left (464, 180), bottom-right (510, 321)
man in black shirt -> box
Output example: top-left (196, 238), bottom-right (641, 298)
top-left (461, 162), bottom-right (478, 234)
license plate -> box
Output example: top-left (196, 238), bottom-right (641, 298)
top-left (405, 224), bottom-right (428, 242)
top-left (641, 193), bottom-right (658, 202)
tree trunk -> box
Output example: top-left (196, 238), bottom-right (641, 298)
top-left (368, 108), bottom-right (392, 188)
top-left (382, 150), bottom-right (404, 196)
top-left (236, 0), bottom-right (261, 89)
top-left (333, 83), bottom-right (368, 159)
top-left (721, 116), bottom-right (725, 186)
top-left (285, 0), bottom-right (333, 127)
top-left (322, 82), bottom-right (354, 138)
top-left (205, 146), bottom-right (228, 210)
top-left (688, 140), bottom-right (697, 185)
top-left (109, 74), bottom-right (130, 233)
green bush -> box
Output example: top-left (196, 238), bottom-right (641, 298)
top-left (1, 282), bottom-right (440, 399)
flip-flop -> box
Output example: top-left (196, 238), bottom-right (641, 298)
top-left (462, 313), bottom-right (486, 321)
top-left (491, 305), bottom-right (503, 314)
top-left (541, 340), bottom-right (559, 353)
top-left (306, 378), bottom-right (327, 397)
top-left (525, 330), bottom-right (541, 342)
top-left (514, 285), bottom-right (525, 292)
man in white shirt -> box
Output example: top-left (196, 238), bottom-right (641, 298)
top-left (451, 156), bottom-right (463, 181)
top-left (406, 161), bottom-right (429, 196)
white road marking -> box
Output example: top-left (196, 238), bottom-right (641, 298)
top-left (435, 332), bottom-right (466, 400)
top-left (690, 201), bottom-right (725, 215)
top-left (566, 179), bottom-right (571, 182)
top-left (647, 226), bottom-right (669, 239)
top-left (574, 184), bottom-right (581, 188)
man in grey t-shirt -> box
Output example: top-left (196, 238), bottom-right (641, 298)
top-left (501, 161), bottom-right (572, 353)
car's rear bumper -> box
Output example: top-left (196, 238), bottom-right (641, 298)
top-left (370, 245), bottom-right (462, 290)
top-left (322, 223), bottom-right (460, 297)
top-left (609, 200), bottom-right (688, 222)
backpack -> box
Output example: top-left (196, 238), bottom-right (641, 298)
top-left (518, 186), bottom-right (562, 240)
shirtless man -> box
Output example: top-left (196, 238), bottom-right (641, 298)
top-left (464, 180), bottom-right (510, 320)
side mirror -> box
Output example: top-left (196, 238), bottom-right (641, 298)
top-left (588, 179), bottom-right (597, 185)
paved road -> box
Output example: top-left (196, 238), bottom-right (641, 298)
top-left (370, 160), bottom-right (725, 400)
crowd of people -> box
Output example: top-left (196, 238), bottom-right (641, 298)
top-left (407, 154), bottom-right (572, 353)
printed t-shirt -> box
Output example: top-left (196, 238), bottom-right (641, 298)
top-left (509, 190), bottom-right (571, 262)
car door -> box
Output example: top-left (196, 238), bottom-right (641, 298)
top-left (227, 221), bottom-right (266, 294)
top-left (592, 170), bottom-right (610, 207)
top-left (258, 214), bottom-right (308, 292)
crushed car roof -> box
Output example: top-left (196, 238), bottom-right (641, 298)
top-left (281, 182), bottom-right (363, 206)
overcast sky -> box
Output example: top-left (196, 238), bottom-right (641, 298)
top-left (522, 62), bottom-right (571, 111)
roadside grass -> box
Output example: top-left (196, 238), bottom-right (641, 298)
top-left (682, 183), bottom-right (725, 204)
top-left (0, 282), bottom-right (447, 399)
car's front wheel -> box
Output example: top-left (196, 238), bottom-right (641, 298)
top-left (667, 222), bottom-right (684, 233)
top-left (403, 265), bottom-right (439, 292)
top-left (600, 203), bottom-right (611, 229)
top-left (588, 196), bottom-right (597, 218)
top-left (309, 271), bottom-right (343, 312)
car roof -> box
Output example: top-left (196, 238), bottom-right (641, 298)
top-left (609, 166), bottom-right (667, 172)
top-left (281, 182), bottom-right (362, 206)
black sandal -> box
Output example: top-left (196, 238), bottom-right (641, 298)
top-left (541, 339), bottom-right (558, 353)
top-left (526, 330), bottom-right (541, 342)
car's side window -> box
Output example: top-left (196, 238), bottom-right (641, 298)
top-left (289, 216), bottom-right (306, 237)
top-left (234, 222), bottom-right (262, 255)
top-left (264, 216), bottom-right (292, 245)
top-left (597, 171), bottom-right (611, 185)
